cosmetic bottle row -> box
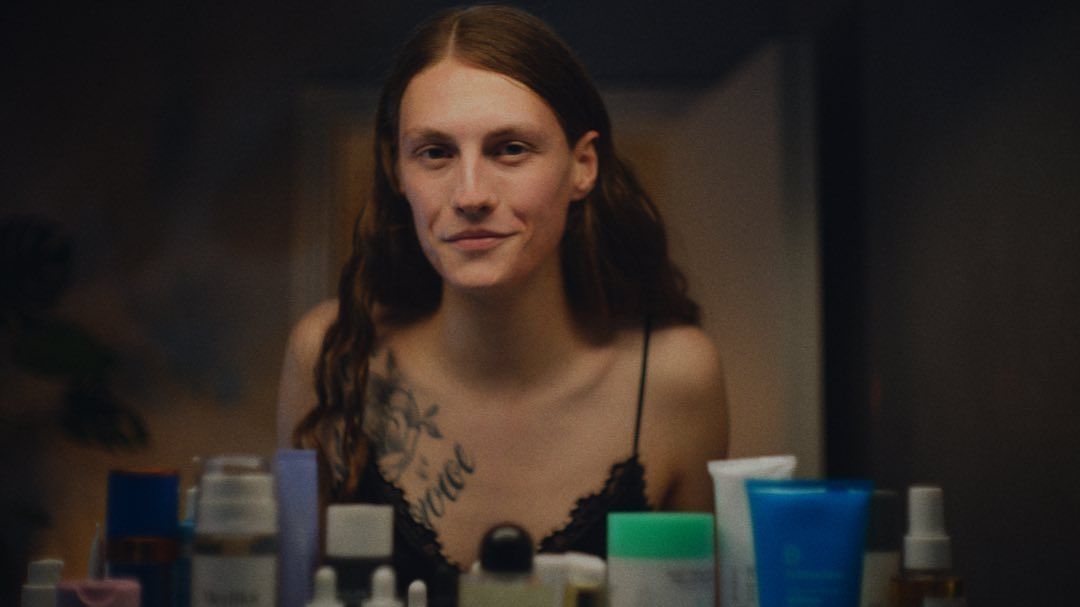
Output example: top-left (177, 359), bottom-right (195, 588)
top-left (22, 451), bottom-right (965, 607)
top-left (706, 456), bottom-right (966, 607)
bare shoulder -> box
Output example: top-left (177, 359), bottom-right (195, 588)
top-left (647, 324), bottom-right (726, 406)
top-left (287, 299), bottom-right (338, 363)
top-left (639, 323), bottom-right (730, 510)
top-left (276, 299), bottom-right (338, 447)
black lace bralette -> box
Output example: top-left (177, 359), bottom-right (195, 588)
top-left (345, 318), bottom-right (654, 607)
top-left (350, 446), bottom-right (651, 606)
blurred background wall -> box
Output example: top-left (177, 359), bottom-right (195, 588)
top-left (3, 1), bottom-right (1077, 605)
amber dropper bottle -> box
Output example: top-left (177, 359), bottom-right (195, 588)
top-left (889, 485), bottom-right (965, 607)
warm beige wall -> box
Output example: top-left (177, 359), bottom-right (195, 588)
top-left (604, 42), bottom-right (822, 473)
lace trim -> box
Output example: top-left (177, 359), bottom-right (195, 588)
top-left (539, 454), bottom-right (651, 552)
top-left (362, 450), bottom-right (651, 570)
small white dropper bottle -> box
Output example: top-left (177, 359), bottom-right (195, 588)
top-left (407, 580), bottom-right (427, 607)
top-left (361, 566), bottom-right (403, 607)
top-left (308, 567), bottom-right (345, 607)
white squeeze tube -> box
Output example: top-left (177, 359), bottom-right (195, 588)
top-left (708, 455), bottom-right (797, 607)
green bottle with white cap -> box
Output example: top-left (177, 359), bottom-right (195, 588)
top-left (607, 512), bottom-right (716, 607)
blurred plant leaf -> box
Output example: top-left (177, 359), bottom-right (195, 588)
top-left (60, 381), bottom-right (148, 450)
top-left (0, 214), bottom-right (72, 315)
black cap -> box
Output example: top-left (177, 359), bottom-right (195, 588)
top-left (479, 523), bottom-right (534, 573)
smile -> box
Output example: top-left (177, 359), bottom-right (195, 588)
top-left (443, 230), bottom-right (512, 251)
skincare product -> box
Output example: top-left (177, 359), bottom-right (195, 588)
top-left (308, 567), bottom-right (345, 607)
top-left (562, 553), bottom-right (605, 607)
top-left (531, 552), bottom-right (606, 607)
top-left (22, 558), bottom-right (64, 607)
top-left (325, 504), bottom-right (394, 606)
top-left (707, 455), bottom-right (797, 607)
top-left (57, 579), bottom-right (142, 607)
top-left (407, 580), bottom-right (427, 607)
top-left (58, 530), bottom-right (141, 607)
top-left (276, 449), bottom-right (319, 607)
top-left (191, 454), bottom-right (278, 607)
top-left (747, 479), bottom-right (873, 607)
top-left (106, 468), bottom-right (181, 607)
top-left (362, 566), bottom-right (403, 607)
top-left (888, 485), bottom-right (965, 607)
top-left (606, 512), bottom-right (715, 607)
top-left (175, 486), bottom-right (197, 607)
top-left (533, 553), bottom-right (569, 607)
top-left (457, 523), bottom-right (554, 607)
top-left (861, 490), bottom-right (901, 607)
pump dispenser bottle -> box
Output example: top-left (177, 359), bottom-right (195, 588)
top-left (889, 485), bottom-right (965, 607)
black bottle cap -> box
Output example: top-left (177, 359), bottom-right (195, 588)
top-left (479, 523), bottom-right (534, 573)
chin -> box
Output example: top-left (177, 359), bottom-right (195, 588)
top-left (443, 269), bottom-right (520, 296)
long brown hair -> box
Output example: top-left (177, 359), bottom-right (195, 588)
top-left (294, 5), bottom-right (699, 499)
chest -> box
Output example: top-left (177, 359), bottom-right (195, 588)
top-left (360, 348), bottom-right (665, 566)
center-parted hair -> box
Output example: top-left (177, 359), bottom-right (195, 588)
top-left (295, 5), bottom-right (700, 499)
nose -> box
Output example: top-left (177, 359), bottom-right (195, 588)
top-left (452, 154), bottom-right (496, 219)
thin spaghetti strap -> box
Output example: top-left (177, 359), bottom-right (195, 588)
top-left (632, 316), bottom-right (652, 456)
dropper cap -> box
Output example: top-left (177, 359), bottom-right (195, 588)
top-left (362, 566), bottom-right (403, 607)
top-left (22, 559), bottom-right (64, 607)
top-left (407, 580), bottom-right (427, 607)
top-left (903, 485), bottom-right (952, 570)
top-left (307, 567), bottom-right (344, 607)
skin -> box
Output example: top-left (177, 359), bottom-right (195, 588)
top-left (396, 58), bottom-right (599, 297)
top-left (277, 58), bottom-right (729, 568)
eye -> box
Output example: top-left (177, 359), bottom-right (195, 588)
top-left (493, 141), bottom-right (533, 163)
top-left (412, 144), bottom-right (454, 168)
top-left (499, 142), bottom-right (528, 156)
top-left (417, 146), bottom-right (451, 160)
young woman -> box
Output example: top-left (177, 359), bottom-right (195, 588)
top-left (276, 4), bottom-right (728, 599)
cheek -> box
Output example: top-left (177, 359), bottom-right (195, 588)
top-left (516, 166), bottom-right (575, 228)
top-left (401, 182), bottom-right (438, 232)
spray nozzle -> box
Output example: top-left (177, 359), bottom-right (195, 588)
top-left (903, 485), bottom-right (953, 570)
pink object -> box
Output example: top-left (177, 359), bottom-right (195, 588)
top-left (56, 578), bottom-right (140, 607)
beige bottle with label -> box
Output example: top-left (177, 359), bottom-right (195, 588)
top-left (457, 524), bottom-right (554, 607)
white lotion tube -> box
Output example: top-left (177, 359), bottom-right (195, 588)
top-left (708, 455), bottom-right (797, 607)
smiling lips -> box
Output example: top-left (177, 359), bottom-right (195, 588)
top-left (443, 229), bottom-right (512, 251)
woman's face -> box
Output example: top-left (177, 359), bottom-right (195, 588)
top-left (395, 58), bottom-right (598, 295)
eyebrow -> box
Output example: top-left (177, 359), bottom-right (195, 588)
top-left (400, 124), bottom-right (547, 145)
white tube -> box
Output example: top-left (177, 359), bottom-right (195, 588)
top-left (708, 455), bottom-right (797, 607)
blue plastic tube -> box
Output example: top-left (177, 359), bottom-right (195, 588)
top-left (746, 479), bottom-right (872, 607)
top-left (275, 449), bottom-right (319, 607)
